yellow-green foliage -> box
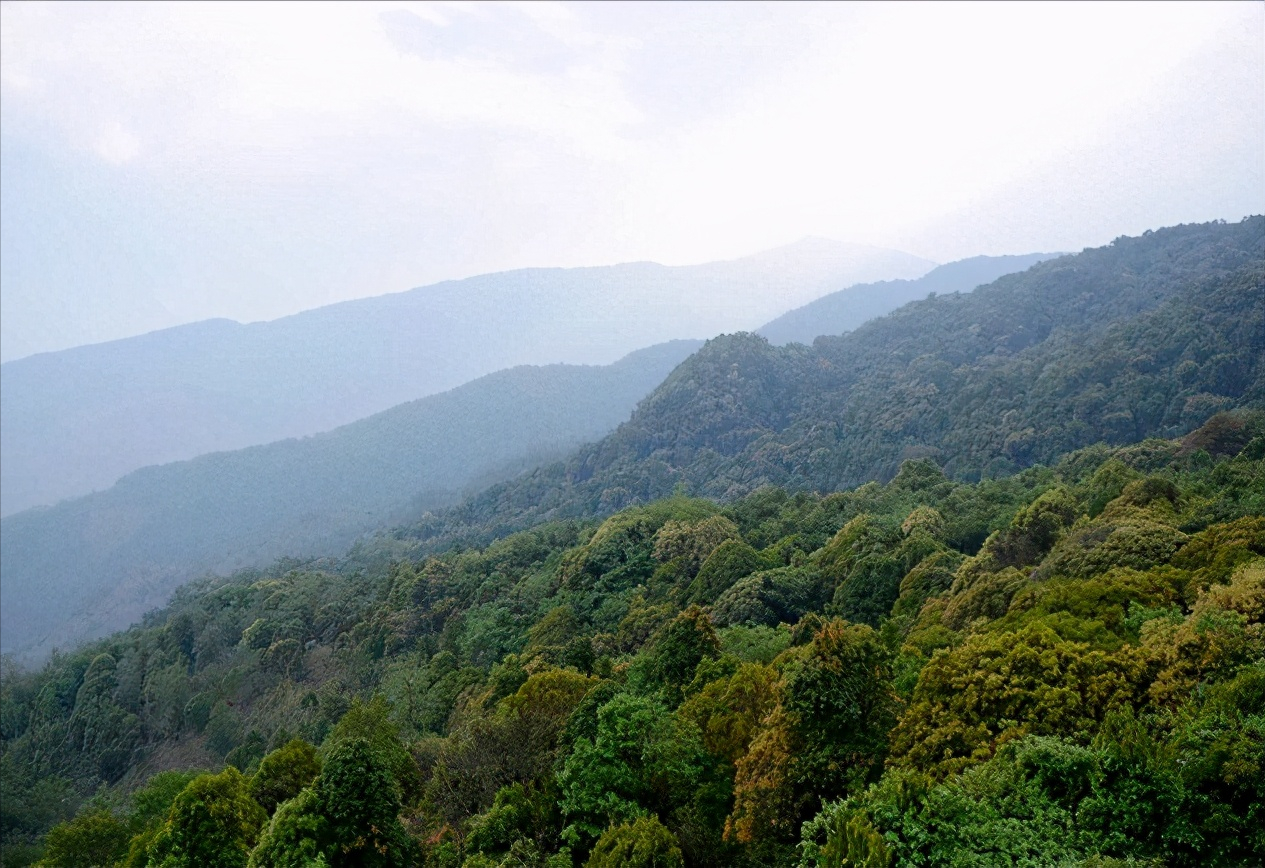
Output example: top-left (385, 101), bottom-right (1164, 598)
top-left (586, 816), bottom-right (683, 868)
top-left (890, 623), bottom-right (1147, 778)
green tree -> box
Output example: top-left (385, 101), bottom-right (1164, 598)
top-left (890, 623), bottom-right (1144, 778)
top-left (677, 661), bottom-right (780, 765)
top-left (65, 653), bottom-right (142, 783)
top-left (121, 770), bottom-right (206, 868)
top-left (324, 696), bottom-right (422, 806)
top-left (727, 619), bottom-right (895, 857)
top-left (246, 788), bottom-right (327, 868)
top-left (250, 739), bottom-right (322, 815)
top-left (558, 694), bottom-right (706, 851)
top-left (315, 737), bottom-right (415, 867)
top-left (37, 808), bottom-right (130, 868)
top-left (585, 816), bottom-right (683, 868)
top-left (633, 607), bottom-right (721, 701)
top-left (816, 515), bottom-right (904, 627)
top-left (686, 540), bottom-right (770, 605)
top-left (464, 783), bottom-right (558, 861)
top-left (782, 620), bottom-right (896, 798)
top-left (146, 767), bottom-right (267, 868)
top-left (712, 566), bottom-right (825, 628)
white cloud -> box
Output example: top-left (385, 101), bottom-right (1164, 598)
top-left (1, 1), bottom-right (642, 176)
top-left (93, 121), bottom-right (142, 164)
top-left (1, 0), bottom-right (1260, 355)
top-left (609, 1), bottom-right (1251, 262)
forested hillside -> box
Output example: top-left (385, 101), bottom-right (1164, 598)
top-left (0, 342), bottom-right (702, 662)
top-left (1, 239), bottom-right (931, 516)
top-left (420, 219), bottom-right (1263, 544)
top-left (757, 252), bottom-right (1059, 346)
top-left (3, 413), bottom-right (1262, 867)
top-left (1, 220), bottom-right (1262, 868)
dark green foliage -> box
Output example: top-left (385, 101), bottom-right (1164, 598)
top-left (805, 678), bottom-right (1265, 868)
top-left (316, 738), bottom-right (415, 866)
top-left (758, 253), bottom-right (1061, 346)
top-left (685, 540), bottom-right (772, 605)
top-left (420, 218), bottom-right (1264, 541)
top-left (247, 787), bottom-right (326, 868)
top-left (984, 486), bottom-right (1079, 569)
top-left (465, 783), bottom-right (558, 860)
top-left (1169, 666), bottom-right (1265, 861)
top-left (712, 566), bottom-right (826, 627)
top-left (1172, 515), bottom-right (1265, 584)
top-left (781, 620), bottom-right (897, 801)
top-left (424, 668), bottom-right (593, 831)
top-left (560, 499), bottom-right (718, 602)
top-left (128, 771), bottom-right (207, 832)
top-left (146, 767), bottom-right (267, 868)
top-left (817, 515), bottom-right (905, 627)
top-left (5, 424), bottom-right (1263, 867)
top-left (716, 624), bottom-right (792, 664)
top-left (633, 607), bottom-right (721, 699)
top-left (324, 696), bottom-right (422, 806)
top-left (249, 740), bottom-right (321, 816)
top-left (116, 771), bottom-right (208, 868)
top-left (250, 736), bottom-right (417, 868)
top-left (891, 550), bottom-right (962, 619)
top-left (558, 692), bottom-right (708, 852)
top-left (527, 606), bottom-right (581, 652)
top-left (5, 430), bottom-right (1263, 867)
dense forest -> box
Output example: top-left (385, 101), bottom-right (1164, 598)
top-left (2, 411), bottom-right (1262, 866)
top-left (1, 220), bottom-right (1262, 867)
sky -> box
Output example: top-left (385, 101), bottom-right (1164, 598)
top-left (1, 0), bottom-right (1262, 361)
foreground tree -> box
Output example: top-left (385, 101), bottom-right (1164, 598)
top-left (250, 740), bottom-right (321, 816)
top-left (585, 816), bottom-right (683, 868)
top-left (36, 808), bottom-right (130, 868)
top-left (250, 737), bottom-right (415, 868)
top-left (147, 767), bottom-right (267, 868)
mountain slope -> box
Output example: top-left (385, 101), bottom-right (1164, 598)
top-left (0, 240), bottom-right (932, 516)
top-left (418, 219), bottom-right (1264, 543)
top-left (757, 252), bottom-right (1061, 345)
top-left (0, 341), bottom-right (701, 660)
top-left (6, 417), bottom-right (1262, 868)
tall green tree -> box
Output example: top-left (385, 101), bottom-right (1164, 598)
top-left (250, 740), bottom-right (321, 816)
top-left (146, 768), bottom-right (267, 868)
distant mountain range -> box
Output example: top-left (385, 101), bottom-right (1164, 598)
top-left (0, 239), bottom-right (933, 516)
top-left (411, 219), bottom-right (1264, 546)
top-left (0, 341), bottom-right (702, 660)
top-left (757, 252), bottom-right (1062, 345)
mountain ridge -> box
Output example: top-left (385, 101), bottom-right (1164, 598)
top-left (402, 218), bottom-right (1264, 547)
top-left (0, 340), bottom-right (702, 660)
top-left (0, 240), bottom-right (933, 516)
top-left (757, 252), bottom-right (1063, 345)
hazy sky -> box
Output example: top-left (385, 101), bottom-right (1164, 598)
top-left (2, 1), bottom-right (1261, 361)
